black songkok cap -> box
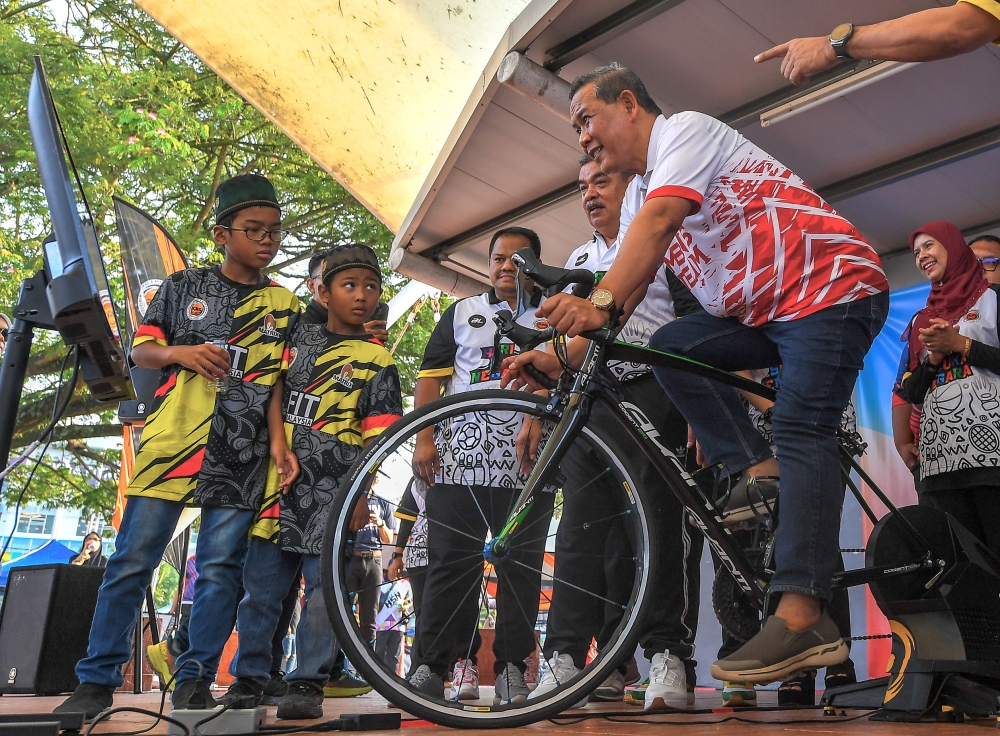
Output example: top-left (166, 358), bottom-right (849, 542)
top-left (322, 244), bottom-right (383, 286)
top-left (214, 174), bottom-right (280, 224)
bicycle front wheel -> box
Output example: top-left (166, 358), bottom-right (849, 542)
top-left (321, 389), bottom-right (655, 728)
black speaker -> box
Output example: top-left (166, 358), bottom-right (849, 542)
top-left (0, 564), bottom-right (105, 695)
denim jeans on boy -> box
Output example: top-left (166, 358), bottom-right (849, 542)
top-left (235, 538), bottom-right (338, 686)
top-left (75, 496), bottom-right (253, 688)
top-left (648, 292), bottom-right (888, 601)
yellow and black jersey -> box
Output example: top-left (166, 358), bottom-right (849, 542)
top-left (128, 266), bottom-right (299, 510)
top-left (251, 324), bottom-right (402, 554)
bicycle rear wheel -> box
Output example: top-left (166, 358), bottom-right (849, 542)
top-left (321, 389), bottom-right (655, 728)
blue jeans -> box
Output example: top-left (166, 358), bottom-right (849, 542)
top-left (648, 292), bottom-right (888, 601)
top-left (235, 539), bottom-right (338, 686)
top-left (76, 496), bottom-right (253, 687)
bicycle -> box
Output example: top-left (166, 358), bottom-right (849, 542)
top-left (321, 248), bottom-right (944, 728)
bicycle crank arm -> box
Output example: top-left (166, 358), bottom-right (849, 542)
top-left (832, 558), bottom-right (940, 589)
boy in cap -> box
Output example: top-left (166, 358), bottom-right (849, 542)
top-left (219, 244), bottom-right (402, 720)
top-left (56, 174), bottom-right (300, 718)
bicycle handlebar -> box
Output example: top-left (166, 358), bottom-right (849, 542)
top-left (512, 248), bottom-right (594, 298)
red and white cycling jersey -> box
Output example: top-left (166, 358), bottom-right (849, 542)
top-left (619, 112), bottom-right (888, 326)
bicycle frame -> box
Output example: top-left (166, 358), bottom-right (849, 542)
top-left (489, 335), bottom-right (942, 612)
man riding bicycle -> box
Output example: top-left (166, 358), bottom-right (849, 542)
top-left (505, 63), bottom-right (889, 683)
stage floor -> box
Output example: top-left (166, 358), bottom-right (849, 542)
top-left (2, 689), bottom-right (992, 734)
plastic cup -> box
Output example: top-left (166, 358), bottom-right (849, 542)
top-left (206, 340), bottom-right (230, 392)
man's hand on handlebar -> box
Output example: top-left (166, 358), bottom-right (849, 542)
top-left (501, 351), bottom-right (562, 391)
top-left (537, 293), bottom-right (609, 337)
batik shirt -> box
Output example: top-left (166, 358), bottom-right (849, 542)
top-left (129, 267), bottom-right (299, 509)
top-left (417, 288), bottom-right (547, 489)
top-left (394, 478), bottom-right (428, 569)
top-left (903, 286), bottom-right (1000, 483)
top-left (252, 325), bottom-right (402, 555)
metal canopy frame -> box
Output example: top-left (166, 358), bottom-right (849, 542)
top-left (391, 0), bottom-right (1000, 292)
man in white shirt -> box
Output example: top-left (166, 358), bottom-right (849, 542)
top-left (514, 63), bottom-right (890, 684)
top-left (528, 157), bottom-right (702, 709)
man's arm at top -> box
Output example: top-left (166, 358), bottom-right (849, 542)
top-left (756, 3), bottom-right (1000, 85)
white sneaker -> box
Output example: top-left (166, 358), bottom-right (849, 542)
top-left (592, 668), bottom-right (624, 701)
top-left (645, 651), bottom-right (691, 710)
top-left (450, 659), bottom-right (480, 700)
top-left (527, 651), bottom-right (588, 708)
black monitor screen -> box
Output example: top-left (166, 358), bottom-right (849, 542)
top-left (27, 56), bottom-right (131, 401)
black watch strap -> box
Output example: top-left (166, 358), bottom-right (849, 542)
top-left (830, 23), bottom-right (855, 60)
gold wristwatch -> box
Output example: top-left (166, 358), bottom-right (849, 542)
top-left (589, 287), bottom-right (617, 319)
top-left (830, 23), bottom-right (855, 60)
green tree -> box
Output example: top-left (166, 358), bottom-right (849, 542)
top-left (0, 0), bottom-right (445, 518)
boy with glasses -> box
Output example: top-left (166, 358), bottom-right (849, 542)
top-left (55, 174), bottom-right (299, 718)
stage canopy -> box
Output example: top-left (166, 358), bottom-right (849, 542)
top-left (0, 540), bottom-right (77, 587)
top-left (132, 0), bottom-right (532, 237)
top-left (388, 0), bottom-right (1000, 293)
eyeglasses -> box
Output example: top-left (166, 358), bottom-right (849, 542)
top-left (980, 256), bottom-right (999, 272)
top-left (222, 226), bottom-right (289, 243)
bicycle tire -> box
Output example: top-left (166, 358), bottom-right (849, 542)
top-left (321, 389), bottom-right (656, 728)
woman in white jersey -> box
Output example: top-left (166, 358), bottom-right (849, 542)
top-left (899, 221), bottom-right (1000, 558)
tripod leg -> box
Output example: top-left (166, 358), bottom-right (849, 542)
top-left (134, 608), bottom-right (144, 694)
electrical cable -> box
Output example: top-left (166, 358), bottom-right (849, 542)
top-left (0, 345), bottom-right (79, 561)
top-left (50, 68), bottom-right (96, 227)
top-left (83, 707), bottom-right (190, 736)
top-left (546, 706), bottom-right (879, 726)
top-left (0, 346), bottom-right (78, 482)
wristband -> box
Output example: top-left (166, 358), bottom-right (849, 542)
top-left (964, 336), bottom-right (972, 358)
top-left (392, 551), bottom-right (404, 559)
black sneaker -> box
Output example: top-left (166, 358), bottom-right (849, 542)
top-left (172, 679), bottom-right (217, 710)
top-left (276, 680), bottom-right (325, 720)
top-left (711, 612), bottom-right (848, 684)
top-left (53, 682), bottom-right (113, 720)
top-left (217, 677), bottom-right (264, 709)
top-left (262, 670), bottom-right (289, 705)
top-left (407, 664), bottom-right (444, 697)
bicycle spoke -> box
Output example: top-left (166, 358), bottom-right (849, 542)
top-left (463, 482), bottom-right (491, 535)
top-left (452, 580), bottom-right (491, 702)
top-left (505, 556), bottom-right (626, 610)
top-left (506, 509), bottom-right (635, 551)
top-left (343, 549), bottom-right (487, 598)
top-left (495, 562), bottom-right (540, 649)
top-left (416, 572), bottom-right (487, 681)
top-left (501, 469), bottom-right (616, 544)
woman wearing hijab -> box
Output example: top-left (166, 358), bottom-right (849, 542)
top-left (899, 221), bottom-right (1000, 557)
top-left (70, 532), bottom-right (107, 567)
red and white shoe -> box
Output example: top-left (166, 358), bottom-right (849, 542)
top-left (450, 659), bottom-right (480, 700)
